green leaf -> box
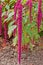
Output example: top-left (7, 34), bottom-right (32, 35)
top-left (22, 0), bottom-right (27, 5)
top-left (8, 12), bottom-right (14, 18)
top-left (25, 24), bottom-right (32, 37)
top-left (4, 12), bottom-right (14, 23)
top-left (5, 4), bottom-right (10, 10)
top-left (25, 36), bottom-right (30, 44)
top-left (2, 12), bottom-right (6, 17)
top-left (12, 36), bottom-right (18, 46)
top-left (8, 25), bottom-right (17, 38)
top-left (22, 32), bottom-right (30, 45)
top-left (31, 21), bottom-right (36, 27)
top-left (23, 16), bottom-right (28, 24)
top-left (8, 21), bottom-right (15, 28)
top-left (22, 32), bottom-right (25, 45)
top-left (34, 34), bottom-right (40, 40)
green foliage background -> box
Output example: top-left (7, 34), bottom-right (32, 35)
top-left (0, 0), bottom-right (43, 48)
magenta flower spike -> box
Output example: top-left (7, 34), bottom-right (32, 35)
top-left (4, 22), bottom-right (8, 41)
top-left (4, 13), bottom-right (8, 42)
top-left (26, 0), bottom-right (29, 5)
top-left (14, 0), bottom-right (21, 20)
top-left (37, 0), bottom-right (42, 32)
top-left (13, 0), bottom-right (22, 64)
top-left (18, 4), bottom-right (22, 64)
top-left (0, 5), bottom-right (2, 35)
top-left (13, 0), bottom-right (21, 36)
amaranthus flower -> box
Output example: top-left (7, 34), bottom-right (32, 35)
top-left (18, 0), bottom-right (21, 2)
top-left (14, 0), bottom-right (22, 64)
top-left (4, 22), bottom-right (8, 42)
top-left (13, 0), bottom-right (21, 36)
top-left (0, 5), bottom-right (2, 35)
top-left (37, 0), bottom-right (42, 32)
top-left (17, 4), bottom-right (22, 64)
top-left (14, 0), bottom-right (21, 20)
top-left (4, 12), bottom-right (8, 42)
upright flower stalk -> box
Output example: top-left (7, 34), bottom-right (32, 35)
top-left (14, 0), bottom-right (22, 64)
top-left (27, 0), bottom-right (35, 44)
top-left (4, 12), bottom-right (8, 42)
top-left (37, 0), bottom-right (42, 32)
top-left (13, 0), bottom-right (21, 37)
top-left (18, 4), bottom-right (22, 64)
top-left (0, 5), bottom-right (2, 35)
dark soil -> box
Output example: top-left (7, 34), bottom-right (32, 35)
top-left (0, 37), bottom-right (43, 65)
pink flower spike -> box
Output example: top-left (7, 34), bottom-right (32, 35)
top-left (38, 0), bottom-right (42, 10)
top-left (4, 22), bottom-right (8, 42)
top-left (13, 0), bottom-right (22, 37)
top-left (13, 1), bottom-right (22, 64)
top-left (26, 1), bottom-right (29, 5)
top-left (4, 14), bottom-right (8, 42)
top-left (37, 10), bottom-right (42, 32)
top-left (0, 5), bottom-right (2, 35)
top-left (37, 0), bottom-right (42, 32)
top-left (17, 4), bottom-right (22, 64)
top-left (18, 0), bottom-right (21, 2)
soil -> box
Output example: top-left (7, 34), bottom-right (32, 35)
top-left (0, 37), bottom-right (43, 65)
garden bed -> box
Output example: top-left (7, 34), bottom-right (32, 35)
top-left (0, 37), bottom-right (43, 65)
top-left (0, 0), bottom-right (43, 65)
